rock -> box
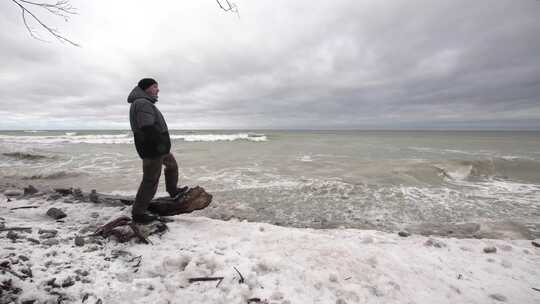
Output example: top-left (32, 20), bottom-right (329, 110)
top-left (89, 189), bottom-right (99, 203)
top-left (83, 245), bottom-right (99, 253)
top-left (398, 231), bottom-right (410, 237)
top-left (90, 212), bottom-right (100, 219)
top-left (329, 274), bottom-right (338, 283)
top-left (424, 238), bottom-right (446, 248)
top-left (19, 255), bottom-right (30, 261)
top-left (54, 188), bottom-right (72, 196)
top-left (483, 246), bottom-right (497, 254)
top-left (75, 269), bottom-right (89, 277)
top-left (61, 276), bottom-right (75, 288)
top-left (26, 238), bottom-right (40, 244)
top-left (39, 233), bottom-right (57, 239)
top-left (4, 189), bottom-right (23, 197)
top-left (21, 300), bottom-right (37, 304)
top-left (47, 193), bottom-right (62, 201)
top-left (39, 229), bottom-right (58, 235)
top-left (74, 236), bottom-right (85, 247)
top-left (73, 188), bottom-right (84, 199)
top-left (489, 293), bottom-right (507, 302)
top-left (24, 185), bottom-right (39, 196)
top-left (45, 277), bottom-right (60, 288)
top-left (46, 208), bottom-right (66, 220)
top-left (6, 230), bottom-right (19, 241)
top-left (532, 240), bottom-right (540, 248)
top-left (42, 238), bottom-right (60, 246)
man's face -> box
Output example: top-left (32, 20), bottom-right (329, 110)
top-left (145, 83), bottom-right (159, 97)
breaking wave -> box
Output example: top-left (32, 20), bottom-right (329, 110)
top-left (2, 152), bottom-right (51, 161)
top-left (20, 170), bottom-right (82, 180)
top-left (0, 133), bottom-right (267, 144)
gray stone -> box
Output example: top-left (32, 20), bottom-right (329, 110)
top-left (73, 188), bottom-right (84, 199)
top-left (74, 236), bottom-right (85, 247)
top-left (46, 208), bottom-right (66, 220)
top-left (39, 233), bottom-right (57, 239)
top-left (483, 246), bottom-right (497, 254)
top-left (19, 255), bottom-right (30, 261)
top-left (90, 212), bottom-right (100, 219)
top-left (38, 229), bottom-right (58, 235)
top-left (24, 185), bottom-right (39, 196)
top-left (26, 237), bottom-right (40, 244)
top-left (424, 238), bottom-right (446, 248)
top-left (61, 276), bottom-right (75, 288)
top-left (4, 189), bottom-right (23, 197)
top-left (6, 230), bottom-right (18, 241)
top-left (47, 193), bottom-right (62, 201)
top-left (89, 189), bottom-right (99, 203)
top-left (42, 238), bottom-right (60, 246)
top-left (489, 294), bottom-right (507, 302)
top-left (398, 231), bottom-right (410, 237)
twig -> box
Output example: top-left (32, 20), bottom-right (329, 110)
top-left (216, 277), bottom-right (224, 288)
top-left (10, 0), bottom-right (80, 46)
top-left (10, 206), bottom-right (39, 210)
top-left (188, 277), bottom-right (224, 283)
top-left (233, 266), bottom-right (245, 284)
top-left (533, 287), bottom-right (540, 292)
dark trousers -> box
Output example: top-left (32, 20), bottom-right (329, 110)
top-left (132, 153), bottom-right (179, 216)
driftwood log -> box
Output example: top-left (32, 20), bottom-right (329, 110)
top-left (56, 186), bottom-right (212, 217)
top-left (92, 186), bottom-right (212, 244)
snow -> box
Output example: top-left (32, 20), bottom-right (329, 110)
top-left (1, 194), bottom-right (539, 304)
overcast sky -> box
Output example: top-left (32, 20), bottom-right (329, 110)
top-left (0, 0), bottom-right (539, 130)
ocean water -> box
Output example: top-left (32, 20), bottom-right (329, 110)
top-left (1, 130), bottom-right (539, 235)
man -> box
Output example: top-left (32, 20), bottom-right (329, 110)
top-left (127, 78), bottom-right (187, 223)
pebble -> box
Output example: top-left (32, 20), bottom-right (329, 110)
top-left (46, 208), bottom-right (67, 220)
top-left (398, 231), bottom-right (410, 237)
top-left (489, 293), bottom-right (507, 302)
top-left (19, 255), bottom-right (30, 261)
top-left (483, 246), bottom-right (497, 254)
top-left (27, 238), bottom-right (40, 244)
top-left (532, 240), bottom-right (540, 248)
top-left (75, 236), bottom-right (85, 247)
top-left (39, 233), bottom-right (57, 239)
top-left (38, 229), bottom-right (58, 235)
top-left (424, 238), bottom-right (446, 248)
top-left (90, 212), bottom-right (100, 219)
top-left (47, 193), bottom-right (62, 201)
top-left (62, 276), bottom-right (75, 288)
top-left (24, 185), bottom-right (39, 196)
top-left (73, 188), bottom-right (84, 199)
top-left (6, 230), bottom-right (19, 241)
top-left (4, 189), bottom-right (23, 197)
top-left (42, 238), bottom-right (60, 246)
top-left (89, 189), bottom-right (99, 203)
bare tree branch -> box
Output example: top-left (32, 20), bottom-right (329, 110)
top-left (215, 0), bottom-right (239, 17)
top-left (10, 0), bottom-right (80, 47)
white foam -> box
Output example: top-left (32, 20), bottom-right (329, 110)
top-left (170, 133), bottom-right (267, 142)
top-left (0, 133), bottom-right (267, 144)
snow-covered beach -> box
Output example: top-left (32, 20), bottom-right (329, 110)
top-left (1, 187), bottom-right (539, 304)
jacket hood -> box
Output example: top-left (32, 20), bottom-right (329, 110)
top-left (127, 86), bottom-right (158, 103)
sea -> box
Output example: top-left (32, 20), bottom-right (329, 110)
top-left (1, 130), bottom-right (539, 236)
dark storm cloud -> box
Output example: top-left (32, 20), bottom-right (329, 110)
top-left (0, 0), bottom-right (539, 130)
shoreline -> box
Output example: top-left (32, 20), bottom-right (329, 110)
top-left (1, 186), bottom-right (539, 303)
top-left (1, 181), bottom-right (539, 240)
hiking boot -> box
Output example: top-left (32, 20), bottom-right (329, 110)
top-left (170, 186), bottom-right (189, 199)
top-left (132, 211), bottom-right (158, 224)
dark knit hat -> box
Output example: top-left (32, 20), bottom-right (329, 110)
top-left (137, 78), bottom-right (158, 91)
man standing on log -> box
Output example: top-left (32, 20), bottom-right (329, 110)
top-left (127, 78), bottom-right (187, 223)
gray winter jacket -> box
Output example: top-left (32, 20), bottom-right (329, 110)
top-left (127, 86), bottom-right (171, 159)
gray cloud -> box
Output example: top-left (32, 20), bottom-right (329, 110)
top-left (0, 0), bottom-right (539, 130)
